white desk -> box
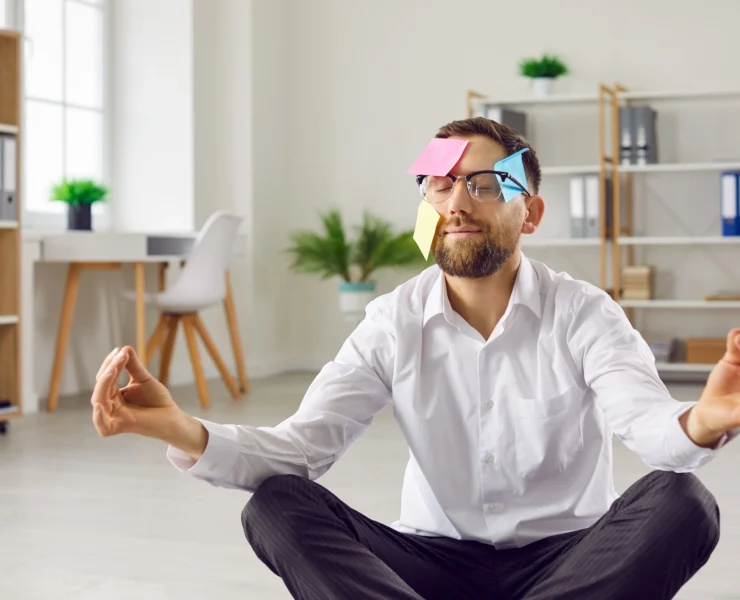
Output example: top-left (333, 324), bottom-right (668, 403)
top-left (22, 230), bottom-right (248, 412)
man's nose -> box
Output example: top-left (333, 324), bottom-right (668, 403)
top-left (446, 178), bottom-right (474, 215)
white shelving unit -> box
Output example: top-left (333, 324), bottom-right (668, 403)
top-left (611, 86), bottom-right (740, 381)
top-left (0, 315), bottom-right (19, 325)
top-left (541, 165), bottom-right (601, 176)
top-left (470, 92), bottom-right (599, 109)
top-left (0, 220), bottom-right (18, 229)
top-left (619, 236), bottom-right (740, 246)
top-left (523, 237), bottom-right (601, 248)
top-left (621, 161), bottom-right (740, 173)
top-left (0, 123), bottom-right (18, 135)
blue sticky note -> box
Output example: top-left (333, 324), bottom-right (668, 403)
top-left (494, 148), bottom-right (529, 202)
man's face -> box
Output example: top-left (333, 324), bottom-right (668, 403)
top-left (431, 135), bottom-right (528, 279)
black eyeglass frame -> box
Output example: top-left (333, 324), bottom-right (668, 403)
top-left (415, 170), bottom-right (531, 203)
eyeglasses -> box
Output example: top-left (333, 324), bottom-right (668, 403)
top-left (416, 170), bottom-right (530, 204)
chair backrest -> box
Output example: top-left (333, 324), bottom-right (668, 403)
top-left (164, 211), bottom-right (244, 306)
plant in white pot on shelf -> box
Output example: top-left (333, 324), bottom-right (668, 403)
top-left (288, 210), bottom-right (429, 322)
top-left (519, 54), bottom-right (569, 98)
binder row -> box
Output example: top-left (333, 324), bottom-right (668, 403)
top-left (721, 171), bottom-right (740, 236)
top-left (619, 105), bottom-right (658, 166)
top-left (0, 132), bottom-right (17, 220)
top-left (569, 175), bottom-right (611, 238)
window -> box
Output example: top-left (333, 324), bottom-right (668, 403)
top-left (21, 0), bottom-right (106, 219)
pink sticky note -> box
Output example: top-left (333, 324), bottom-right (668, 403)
top-left (407, 138), bottom-right (469, 176)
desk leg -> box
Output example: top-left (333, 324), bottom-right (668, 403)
top-left (134, 262), bottom-right (146, 359)
top-left (223, 270), bottom-right (249, 394)
top-left (47, 263), bottom-right (83, 412)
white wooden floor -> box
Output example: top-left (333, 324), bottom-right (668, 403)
top-left (1, 374), bottom-right (739, 599)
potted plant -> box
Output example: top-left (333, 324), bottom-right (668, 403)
top-left (519, 54), bottom-right (569, 98)
top-left (51, 178), bottom-right (109, 231)
top-left (288, 209), bottom-right (430, 320)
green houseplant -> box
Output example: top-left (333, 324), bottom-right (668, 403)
top-left (519, 54), bottom-right (569, 97)
top-left (287, 209), bottom-right (430, 319)
top-left (51, 178), bottom-right (109, 231)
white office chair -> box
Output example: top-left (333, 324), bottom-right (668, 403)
top-left (130, 211), bottom-right (246, 408)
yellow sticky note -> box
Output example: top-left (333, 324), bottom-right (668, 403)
top-left (413, 200), bottom-right (441, 260)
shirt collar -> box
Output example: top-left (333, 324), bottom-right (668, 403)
top-left (423, 254), bottom-right (542, 327)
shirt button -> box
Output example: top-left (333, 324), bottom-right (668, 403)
top-left (484, 452), bottom-right (495, 464)
top-left (487, 503), bottom-right (503, 513)
top-left (485, 400), bottom-right (493, 409)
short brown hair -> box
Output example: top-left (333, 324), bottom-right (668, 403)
top-left (435, 117), bottom-right (541, 194)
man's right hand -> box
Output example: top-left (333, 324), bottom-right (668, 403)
top-left (91, 346), bottom-right (209, 460)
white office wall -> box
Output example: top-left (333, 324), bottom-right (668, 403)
top-left (276, 0), bottom-right (740, 365)
top-left (110, 0), bottom-right (195, 233)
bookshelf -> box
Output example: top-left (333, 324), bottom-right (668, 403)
top-left (0, 30), bottom-right (22, 431)
top-left (468, 84), bottom-right (740, 381)
top-left (468, 86), bottom-right (616, 291)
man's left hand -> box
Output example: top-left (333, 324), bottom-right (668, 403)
top-left (682, 328), bottom-right (740, 448)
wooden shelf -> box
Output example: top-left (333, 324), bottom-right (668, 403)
top-left (0, 31), bottom-right (21, 419)
top-left (619, 300), bottom-right (740, 309)
top-left (620, 161), bottom-right (740, 173)
top-left (618, 236), bottom-right (740, 246)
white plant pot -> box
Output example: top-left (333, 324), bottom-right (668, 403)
top-left (338, 282), bottom-right (376, 322)
top-left (533, 77), bottom-right (554, 98)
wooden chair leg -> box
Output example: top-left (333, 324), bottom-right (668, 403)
top-left (47, 263), bottom-right (83, 412)
top-left (159, 315), bottom-right (179, 387)
top-left (223, 270), bottom-right (249, 393)
top-left (182, 315), bottom-right (210, 408)
top-left (192, 314), bottom-right (240, 399)
top-left (144, 313), bottom-right (169, 366)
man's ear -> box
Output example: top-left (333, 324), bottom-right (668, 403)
top-left (521, 194), bottom-right (545, 234)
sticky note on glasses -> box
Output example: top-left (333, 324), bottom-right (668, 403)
top-left (413, 200), bottom-right (441, 260)
top-left (408, 138), bottom-right (469, 176)
top-left (494, 148), bottom-right (529, 202)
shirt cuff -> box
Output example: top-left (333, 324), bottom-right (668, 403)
top-left (664, 403), bottom-right (727, 470)
top-left (166, 419), bottom-right (241, 481)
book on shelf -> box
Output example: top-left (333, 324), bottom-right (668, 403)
top-left (621, 265), bottom-right (654, 299)
top-left (619, 105), bottom-right (659, 165)
top-left (0, 399), bottom-right (17, 415)
top-left (720, 171), bottom-right (739, 236)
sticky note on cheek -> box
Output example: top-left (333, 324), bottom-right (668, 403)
top-left (413, 200), bottom-right (441, 260)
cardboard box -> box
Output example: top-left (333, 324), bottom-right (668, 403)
top-left (685, 338), bottom-right (726, 364)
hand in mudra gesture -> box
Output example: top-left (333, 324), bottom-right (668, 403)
top-left (684, 328), bottom-right (740, 447)
top-left (91, 346), bottom-right (180, 438)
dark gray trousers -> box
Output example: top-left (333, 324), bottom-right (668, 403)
top-left (241, 471), bottom-right (719, 600)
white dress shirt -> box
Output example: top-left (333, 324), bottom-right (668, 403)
top-left (168, 254), bottom-right (737, 548)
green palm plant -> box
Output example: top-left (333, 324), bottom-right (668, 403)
top-left (288, 209), bottom-right (429, 283)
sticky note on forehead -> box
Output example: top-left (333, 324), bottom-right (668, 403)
top-left (494, 148), bottom-right (529, 202)
top-left (413, 200), bottom-right (441, 260)
top-left (408, 138), bottom-right (469, 176)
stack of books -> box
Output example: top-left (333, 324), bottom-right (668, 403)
top-left (622, 265), bottom-right (653, 300)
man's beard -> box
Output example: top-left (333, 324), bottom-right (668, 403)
top-left (433, 216), bottom-right (519, 279)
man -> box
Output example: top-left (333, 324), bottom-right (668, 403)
top-left (92, 117), bottom-right (740, 600)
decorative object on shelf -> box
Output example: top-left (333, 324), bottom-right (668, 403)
top-left (287, 209), bottom-right (430, 321)
top-left (621, 265), bottom-right (654, 300)
top-left (720, 171), bottom-right (739, 236)
top-left (685, 338), bottom-right (726, 365)
top-left (51, 178), bottom-right (109, 231)
top-left (648, 338), bottom-right (677, 364)
top-left (618, 105), bottom-right (659, 165)
top-left (518, 54), bottom-right (569, 98)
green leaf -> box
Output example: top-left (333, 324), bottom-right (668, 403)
top-left (51, 178), bottom-right (109, 205)
top-left (519, 54), bottom-right (569, 79)
top-left (286, 209), bottom-right (352, 281)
